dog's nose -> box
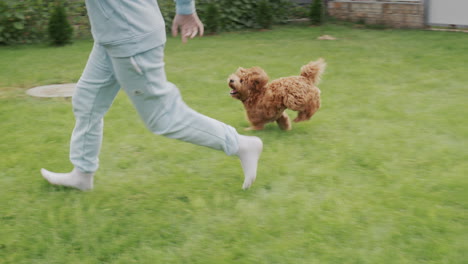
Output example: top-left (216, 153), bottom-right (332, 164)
top-left (229, 79), bottom-right (234, 83)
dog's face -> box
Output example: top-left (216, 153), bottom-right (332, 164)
top-left (227, 67), bottom-right (269, 101)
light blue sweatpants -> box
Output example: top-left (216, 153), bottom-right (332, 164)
top-left (70, 43), bottom-right (239, 173)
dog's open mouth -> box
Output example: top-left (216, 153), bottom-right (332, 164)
top-left (230, 89), bottom-right (238, 95)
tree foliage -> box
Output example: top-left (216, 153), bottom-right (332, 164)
top-left (256, 0), bottom-right (273, 29)
top-left (309, 0), bottom-right (324, 25)
top-left (48, 3), bottom-right (74, 46)
top-left (204, 2), bottom-right (220, 34)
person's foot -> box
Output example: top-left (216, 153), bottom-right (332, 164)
top-left (40, 168), bottom-right (94, 191)
top-left (236, 135), bottom-right (263, 189)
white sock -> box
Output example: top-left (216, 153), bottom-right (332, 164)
top-left (40, 168), bottom-right (94, 191)
top-left (236, 135), bottom-right (263, 189)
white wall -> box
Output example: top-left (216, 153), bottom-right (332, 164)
top-left (427, 0), bottom-right (468, 26)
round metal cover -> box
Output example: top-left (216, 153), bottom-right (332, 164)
top-left (26, 83), bottom-right (76, 98)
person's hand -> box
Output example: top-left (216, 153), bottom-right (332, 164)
top-left (171, 13), bottom-right (204, 43)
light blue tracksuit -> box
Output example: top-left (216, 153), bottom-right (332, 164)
top-left (71, 0), bottom-right (239, 173)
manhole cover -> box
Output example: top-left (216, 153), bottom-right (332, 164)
top-left (318, 35), bottom-right (337, 40)
top-left (26, 83), bottom-right (76, 98)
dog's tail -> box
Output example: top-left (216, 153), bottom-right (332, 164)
top-left (300, 58), bottom-right (326, 85)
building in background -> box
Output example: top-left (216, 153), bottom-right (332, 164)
top-left (327, 0), bottom-right (468, 29)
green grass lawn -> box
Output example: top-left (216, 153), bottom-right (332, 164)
top-left (1, 24), bottom-right (467, 263)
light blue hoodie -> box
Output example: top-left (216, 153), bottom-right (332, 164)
top-left (85, 0), bottom-right (195, 57)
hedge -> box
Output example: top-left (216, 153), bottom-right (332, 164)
top-left (0, 0), bottom-right (299, 45)
top-left (0, 0), bottom-right (88, 44)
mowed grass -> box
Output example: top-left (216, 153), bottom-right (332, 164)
top-left (1, 25), bottom-right (467, 263)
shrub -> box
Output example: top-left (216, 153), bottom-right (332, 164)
top-left (0, 1), bottom-right (46, 44)
top-left (290, 4), bottom-right (311, 19)
top-left (204, 2), bottom-right (220, 34)
top-left (158, 0), bottom-right (176, 33)
top-left (195, 0), bottom-right (293, 32)
top-left (0, 0), bottom-right (87, 45)
top-left (269, 0), bottom-right (294, 24)
top-left (48, 3), bottom-right (74, 46)
top-left (309, 0), bottom-right (324, 25)
top-left (256, 0), bottom-right (273, 29)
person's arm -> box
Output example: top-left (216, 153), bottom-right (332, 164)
top-left (171, 0), bottom-right (204, 43)
top-left (175, 0), bottom-right (196, 15)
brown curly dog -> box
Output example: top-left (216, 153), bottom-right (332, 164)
top-left (227, 58), bottom-right (326, 130)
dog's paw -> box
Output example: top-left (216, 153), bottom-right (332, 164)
top-left (244, 126), bottom-right (264, 131)
top-left (277, 121), bottom-right (292, 130)
top-left (293, 117), bottom-right (308, 123)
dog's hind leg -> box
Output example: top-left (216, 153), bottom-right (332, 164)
top-left (293, 97), bottom-right (320, 122)
top-left (293, 106), bottom-right (317, 122)
top-left (276, 112), bottom-right (291, 130)
top-left (293, 111), bottom-right (310, 122)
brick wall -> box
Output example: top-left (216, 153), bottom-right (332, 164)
top-left (328, 1), bottom-right (425, 28)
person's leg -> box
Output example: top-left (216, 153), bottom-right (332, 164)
top-left (41, 43), bottom-right (121, 190)
top-left (110, 45), bottom-right (262, 189)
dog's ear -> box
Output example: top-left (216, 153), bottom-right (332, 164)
top-left (248, 67), bottom-right (269, 90)
top-left (236, 67), bottom-right (246, 74)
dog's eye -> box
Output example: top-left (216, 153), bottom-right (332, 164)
top-left (240, 79), bottom-right (243, 83)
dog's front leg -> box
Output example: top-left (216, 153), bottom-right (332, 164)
top-left (276, 112), bottom-right (291, 130)
top-left (245, 113), bottom-right (265, 131)
top-left (245, 124), bottom-right (265, 131)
